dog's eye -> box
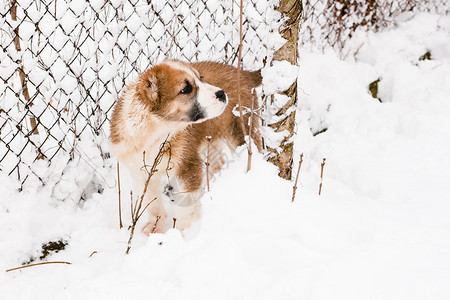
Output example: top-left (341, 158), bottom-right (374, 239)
top-left (180, 81), bottom-right (192, 94)
top-left (199, 75), bottom-right (204, 80)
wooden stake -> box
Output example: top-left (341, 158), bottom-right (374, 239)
top-left (291, 153), bottom-right (304, 202)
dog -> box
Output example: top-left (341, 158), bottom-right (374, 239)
top-left (110, 60), bottom-right (262, 234)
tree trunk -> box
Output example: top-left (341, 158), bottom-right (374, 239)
top-left (268, 0), bottom-right (302, 180)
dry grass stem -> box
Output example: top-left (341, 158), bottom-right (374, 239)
top-left (319, 158), bottom-right (326, 196)
top-left (117, 162), bottom-right (123, 229)
top-left (246, 89), bottom-right (256, 172)
top-left (205, 136), bottom-right (212, 191)
top-left (6, 261), bottom-right (72, 272)
top-left (126, 138), bottom-right (169, 254)
top-left (173, 217), bottom-right (177, 229)
top-left (236, 0), bottom-right (248, 147)
top-left (291, 153), bottom-right (304, 202)
top-left (151, 216), bottom-right (162, 234)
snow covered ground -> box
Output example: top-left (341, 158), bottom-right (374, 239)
top-left (1, 12), bottom-right (450, 299)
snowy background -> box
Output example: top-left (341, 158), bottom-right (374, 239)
top-left (1, 5), bottom-right (450, 300)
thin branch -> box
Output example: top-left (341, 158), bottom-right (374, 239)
top-left (6, 261), bottom-right (72, 272)
top-left (246, 89), bottom-right (256, 172)
top-left (236, 0), bottom-right (248, 143)
top-left (205, 136), bottom-right (212, 191)
top-left (151, 216), bottom-right (161, 234)
top-left (129, 191), bottom-right (134, 229)
top-left (291, 153), bottom-right (304, 202)
top-left (319, 158), bottom-right (326, 196)
top-left (136, 197), bottom-right (157, 222)
top-left (126, 137), bottom-right (170, 254)
top-left (117, 162), bottom-right (123, 228)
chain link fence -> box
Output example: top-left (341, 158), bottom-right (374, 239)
top-left (1, 0), bottom-right (450, 192)
top-left (300, 0), bottom-right (450, 53)
top-left (0, 0), bottom-right (282, 191)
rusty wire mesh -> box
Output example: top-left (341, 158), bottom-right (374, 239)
top-left (300, 0), bottom-right (450, 52)
top-left (0, 0), bottom-right (282, 191)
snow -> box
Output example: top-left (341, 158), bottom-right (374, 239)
top-left (1, 11), bottom-right (450, 300)
top-left (262, 60), bottom-right (299, 94)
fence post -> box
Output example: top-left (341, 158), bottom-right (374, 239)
top-left (268, 0), bottom-right (302, 180)
top-left (10, 0), bottom-right (39, 136)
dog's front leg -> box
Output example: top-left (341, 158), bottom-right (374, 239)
top-left (141, 175), bottom-right (168, 235)
top-left (172, 187), bottom-right (202, 232)
top-left (170, 153), bottom-right (205, 231)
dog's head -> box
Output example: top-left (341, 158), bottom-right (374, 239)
top-left (135, 60), bottom-right (228, 124)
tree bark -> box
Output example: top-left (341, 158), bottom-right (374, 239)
top-left (268, 0), bottom-right (302, 180)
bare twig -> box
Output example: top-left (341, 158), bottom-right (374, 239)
top-left (126, 194), bottom-right (157, 255)
top-left (89, 251), bottom-right (98, 258)
top-left (236, 0), bottom-right (248, 146)
top-left (291, 153), bottom-right (304, 202)
top-left (319, 158), bottom-right (326, 196)
top-left (126, 137), bottom-right (169, 254)
top-left (236, 1), bottom-right (256, 172)
top-left (151, 216), bottom-right (161, 234)
top-left (6, 261), bottom-right (72, 272)
top-left (173, 217), bottom-right (177, 229)
top-left (117, 162), bottom-right (123, 229)
top-left (246, 89), bottom-right (256, 172)
top-left (205, 136), bottom-right (212, 191)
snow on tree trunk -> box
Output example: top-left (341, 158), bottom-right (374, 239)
top-left (268, 0), bottom-right (301, 180)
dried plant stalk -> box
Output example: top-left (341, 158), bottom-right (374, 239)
top-left (318, 158), bottom-right (326, 196)
top-left (236, 0), bottom-right (249, 146)
top-left (173, 217), bottom-right (177, 229)
top-left (205, 136), bottom-right (212, 191)
top-left (246, 90), bottom-right (256, 172)
top-left (117, 162), bottom-right (123, 229)
top-left (291, 153), bottom-right (304, 202)
top-left (6, 261), bottom-right (72, 272)
top-left (126, 138), bottom-right (169, 254)
top-left (151, 216), bottom-right (161, 234)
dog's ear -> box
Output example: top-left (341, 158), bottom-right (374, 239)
top-left (136, 69), bottom-right (158, 109)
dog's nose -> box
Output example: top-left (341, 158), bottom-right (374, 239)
top-left (215, 90), bottom-right (227, 103)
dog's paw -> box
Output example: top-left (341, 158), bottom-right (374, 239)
top-left (142, 215), bottom-right (167, 235)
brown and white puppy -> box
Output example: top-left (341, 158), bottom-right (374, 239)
top-left (110, 60), bottom-right (262, 234)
